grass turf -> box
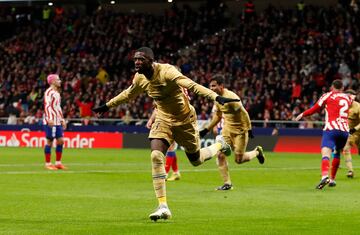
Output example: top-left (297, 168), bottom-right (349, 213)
top-left (0, 147), bottom-right (360, 235)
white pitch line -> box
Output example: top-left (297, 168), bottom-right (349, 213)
top-left (0, 162), bottom-right (142, 167)
top-left (1, 166), bottom-right (356, 175)
top-left (0, 162), bottom-right (358, 175)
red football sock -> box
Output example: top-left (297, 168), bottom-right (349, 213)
top-left (165, 156), bottom-right (173, 174)
top-left (44, 145), bottom-right (51, 163)
top-left (45, 153), bottom-right (51, 163)
top-left (330, 158), bottom-right (340, 180)
top-left (55, 145), bottom-right (63, 162)
top-left (172, 156), bottom-right (178, 173)
top-left (321, 157), bottom-right (330, 177)
top-left (56, 151), bottom-right (62, 162)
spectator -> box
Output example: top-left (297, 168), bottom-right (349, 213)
top-left (24, 109), bottom-right (37, 124)
top-left (96, 66), bottom-right (109, 85)
top-left (121, 110), bottom-right (133, 125)
top-left (76, 95), bottom-right (94, 125)
top-left (6, 102), bottom-right (20, 124)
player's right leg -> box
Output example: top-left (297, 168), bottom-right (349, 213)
top-left (149, 138), bottom-right (172, 221)
top-left (316, 146), bottom-right (332, 189)
top-left (54, 137), bottom-right (67, 170)
top-left (44, 139), bottom-right (57, 170)
top-left (343, 136), bottom-right (356, 178)
top-left (316, 131), bottom-right (338, 189)
top-left (44, 125), bottom-right (57, 170)
top-left (216, 152), bottom-right (233, 190)
top-left (328, 131), bottom-right (348, 186)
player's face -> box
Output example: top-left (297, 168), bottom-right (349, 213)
top-left (134, 52), bottom-right (152, 73)
top-left (53, 76), bottom-right (61, 88)
top-left (209, 81), bottom-right (223, 95)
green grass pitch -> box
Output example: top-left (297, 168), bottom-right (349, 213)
top-left (0, 147), bottom-right (360, 235)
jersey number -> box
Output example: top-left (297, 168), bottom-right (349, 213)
top-left (339, 99), bottom-right (349, 118)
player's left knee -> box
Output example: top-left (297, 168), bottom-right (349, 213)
top-left (57, 139), bottom-right (64, 145)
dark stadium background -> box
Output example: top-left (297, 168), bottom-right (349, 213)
top-left (0, 0), bottom-right (359, 151)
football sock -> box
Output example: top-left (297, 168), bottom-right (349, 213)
top-left (321, 156), bottom-right (330, 178)
top-left (172, 156), bottom-right (178, 173)
top-left (44, 145), bottom-right (51, 163)
top-left (218, 158), bottom-right (231, 185)
top-left (56, 145), bottom-right (63, 162)
top-left (330, 157), bottom-right (340, 180)
top-left (158, 196), bottom-right (167, 207)
top-left (165, 151), bottom-right (176, 173)
top-left (199, 143), bottom-right (222, 163)
top-left (151, 150), bottom-right (167, 205)
top-left (343, 149), bottom-right (354, 172)
top-left (165, 156), bottom-right (173, 174)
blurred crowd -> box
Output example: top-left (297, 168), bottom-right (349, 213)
top-left (186, 1), bottom-right (360, 128)
top-left (0, 1), bottom-right (359, 128)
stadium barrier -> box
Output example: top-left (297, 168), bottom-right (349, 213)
top-left (0, 122), bottom-right (357, 153)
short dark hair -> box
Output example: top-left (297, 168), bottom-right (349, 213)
top-left (136, 47), bottom-right (154, 60)
top-left (332, 79), bottom-right (343, 90)
top-left (210, 74), bottom-right (225, 85)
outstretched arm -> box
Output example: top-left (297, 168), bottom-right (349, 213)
top-left (295, 103), bottom-right (321, 121)
top-left (93, 79), bottom-right (145, 115)
top-left (175, 75), bottom-right (217, 100)
top-left (106, 83), bottom-right (145, 108)
top-left (175, 76), bottom-right (239, 105)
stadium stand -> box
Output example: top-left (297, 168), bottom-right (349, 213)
top-left (0, 1), bottom-right (359, 128)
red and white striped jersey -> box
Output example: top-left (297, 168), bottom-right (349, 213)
top-left (43, 87), bottom-right (64, 125)
top-left (303, 91), bottom-right (353, 131)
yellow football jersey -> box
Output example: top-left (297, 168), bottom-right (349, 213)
top-left (209, 88), bottom-right (251, 133)
top-left (348, 100), bottom-right (360, 130)
top-left (106, 63), bottom-right (218, 125)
